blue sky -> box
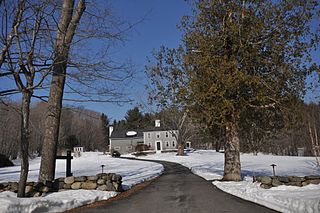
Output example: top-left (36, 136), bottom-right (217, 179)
top-left (1, 1), bottom-right (319, 121)
top-left (80, 0), bottom-right (193, 120)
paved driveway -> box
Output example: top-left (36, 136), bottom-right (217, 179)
top-left (75, 159), bottom-right (277, 213)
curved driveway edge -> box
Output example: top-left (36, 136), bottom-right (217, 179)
top-left (75, 158), bottom-right (278, 213)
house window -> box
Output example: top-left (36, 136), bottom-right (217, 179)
top-left (166, 141), bottom-right (169, 147)
top-left (156, 133), bottom-right (160, 138)
top-left (148, 133), bottom-right (151, 138)
top-left (171, 132), bottom-right (175, 137)
top-left (172, 141), bottom-right (175, 147)
top-left (127, 146), bottom-right (132, 150)
top-left (114, 146), bottom-right (120, 151)
top-left (166, 132), bottom-right (169, 137)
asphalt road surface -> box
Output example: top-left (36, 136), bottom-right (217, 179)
top-left (77, 159), bottom-right (278, 213)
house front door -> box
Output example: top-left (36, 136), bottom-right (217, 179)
top-left (156, 141), bottom-right (162, 152)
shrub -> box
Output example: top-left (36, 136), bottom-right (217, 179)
top-left (0, 154), bottom-right (14, 168)
top-left (135, 144), bottom-right (149, 152)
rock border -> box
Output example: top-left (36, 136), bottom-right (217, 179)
top-left (0, 173), bottom-right (123, 197)
top-left (254, 175), bottom-right (320, 189)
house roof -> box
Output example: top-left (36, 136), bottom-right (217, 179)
top-left (110, 127), bottom-right (177, 139)
top-left (110, 129), bottom-right (143, 139)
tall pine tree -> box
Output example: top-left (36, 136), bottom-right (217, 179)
top-left (148, 0), bottom-right (319, 180)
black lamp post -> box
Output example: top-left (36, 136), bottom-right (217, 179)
top-left (101, 165), bottom-right (105, 174)
top-left (270, 164), bottom-right (276, 176)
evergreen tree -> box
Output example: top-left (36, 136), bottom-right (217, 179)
top-left (147, 0), bottom-right (319, 180)
top-left (125, 107), bottom-right (144, 129)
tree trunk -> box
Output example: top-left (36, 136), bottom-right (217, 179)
top-left (223, 122), bottom-right (242, 181)
top-left (38, 72), bottom-right (66, 182)
top-left (38, 0), bottom-right (85, 182)
top-left (176, 141), bottom-right (185, 156)
top-left (17, 91), bottom-right (31, 197)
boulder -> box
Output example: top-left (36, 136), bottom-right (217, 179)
top-left (305, 175), bottom-right (320, 180)
top-left (71, 182), bottom-right (82, 190)
top-left (26, 182), bottom-right (34, 186)
top-left (74, 176), bottom-right (87, 182)
top-left (55, 177), bottom-right (65, 182)
top-left (260, 176), bottom-right (272, 185)
top-left (25, 185), bottom-right (34, 194)
top-left (278, 176), bottom-right (289, 183)
top-left (112, 182), bottom-right (123, 192)
top-left (106, 182), bottom-right (115, 191)
top-left (63, 184), bottom-right (72, 189)
top-left (285, 181), bottom-right (302, 187)
top-left (87, 176), bottom-right (98, 181)
top-left (33, 192), bottom-right (42, 197)
top-left (271, 178), bottom-right (282, 187)
top-left (97, 173), bottom-right (108, 179)
top-left (96, 185), bottom-right (107, 191)
top-left (8, 182), bottom-right (18, 192)
top-left (288, 176), bottom-right (305, 182)
top-left (97, 179), bottom-right (105, 185)
top-left (64, 176), bottom-right (75, 185)
top-left (53, 181), bottom-right (64, 190)
top-left (306, 179), bottom-right (320, 185)
top-left (260, 184), bottom-right (272, 189)
top-left (112, 174), bottom-right (122, 182)
top-left (81, 182), bottom-right (97, 190)
top-left (40, 186), bottom-right (50, 193)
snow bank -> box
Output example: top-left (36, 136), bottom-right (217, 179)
top-left (0, 152), bottom-right (164, 213)
top-left (213, 177), bottom-right (320, 213)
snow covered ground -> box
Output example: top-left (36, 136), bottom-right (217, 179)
top-left (1, 151), bottom-right (320, 213)
top-left (130, 150), bottom-right (320, 213)
top-left (0, 152), bottom-right (164, 213)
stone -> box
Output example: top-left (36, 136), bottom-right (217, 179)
top-left (26, 182), bottom-right (34, 186)
top-left (8, 182), bottom-right (18, 192)
top-left (306, 179), bottom-right (320, 185)
top-left (45, 181), bottom-right (53, 188)
top-left (112, 182), bottom-right (123, 192)
top-left (260, 176), bottom-right (272, 185)
top-left (81, 182), bottom-right (97, 190)
top-left (112, 174), bottom-right (122, 182)
top-left (96, 185), bottom-right (107, 191)
top-left (25, 185), bottom-right (33, 194)
top-left (74, 176), bottom-right (87, 182)
top-left (97, 173), bottom-right (108, 179)
top-left (0, 183), bottom-right (4, 190)
top-left (33, 192), bottom-right (42, 197)
top-left (53, 181), bottom-right (64, 190)
top-left (55, 177), bottom-right (65, 182)
top-left (40, 186), bottom-right (50, 193)
top-left (302, 181), bottom-right (310, 186)
top-left (285, 182), bottom-right (302, 187)
top-left (305, 175), bottom-right (320, 180)
top-left (71, 182), bottom-right (82, 190)
top-left (97, 179), bottom-right (105, 185)
top-left (260, 184), bottom-right (272, 189)
top-left (87, 176), bottom-right (98, 181)
top-left (106, 182), bottom-right (115, 191)
top-left (63, 184), bottom-right (72, 189)
top-left (278, 176), bottom-right (289, 183)
top-left (64, 176), bottom-right (75, 185)
top-left (288, 176), bottom-right (305, 182)
top-left (271, 178), bottom-right (282, 187)
top-left (107, 173), bottom-right (115, 181)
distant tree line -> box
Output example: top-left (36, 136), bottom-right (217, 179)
top-left (0, 100), bottom-right (108, 159)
